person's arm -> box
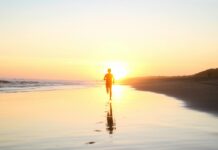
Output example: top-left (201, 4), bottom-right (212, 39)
top-left (104, 75), bottom-right (106, 80)
top-left (113, 75), bottom-right (115, 84)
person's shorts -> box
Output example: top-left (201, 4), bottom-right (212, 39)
top-left (106, 83), bottom-right (112, 88)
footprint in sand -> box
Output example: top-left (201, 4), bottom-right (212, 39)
top-left (86, 141), bottom-right (95, 145)
top-left (94, 129), bottom-right (101, 132)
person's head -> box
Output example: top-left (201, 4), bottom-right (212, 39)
top-left (107, 68), bottom-right (111, 73)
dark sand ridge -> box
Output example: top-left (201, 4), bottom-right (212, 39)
top-left (121, 68), bottom-right (218, 116)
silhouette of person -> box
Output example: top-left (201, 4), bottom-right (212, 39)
top-left (104, 68), bottom-right (114, 100)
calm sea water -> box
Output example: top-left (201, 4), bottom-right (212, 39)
top-left (0, 85), bottom-right (217, 150)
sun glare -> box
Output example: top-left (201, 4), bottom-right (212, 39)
top-left (104, 61), bottom-right (128, 80)
top-left (113, 85), bottom-right (124, 100)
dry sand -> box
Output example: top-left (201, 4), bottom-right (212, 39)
top-left (122, 78), bottom-right (218, 115)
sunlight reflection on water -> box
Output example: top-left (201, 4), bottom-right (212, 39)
top-left (0, 85), bottom-right (218, 150)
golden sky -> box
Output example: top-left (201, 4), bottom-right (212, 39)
top-left (0, 0), bottom-right (218, 80)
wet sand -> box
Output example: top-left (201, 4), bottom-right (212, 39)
top-left (123, 78), bottom-right (218, 115)
top-left (0, 85), bottom-right (218, 149)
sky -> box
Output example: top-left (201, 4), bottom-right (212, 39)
top-left (0, 0), bottom-right (218, 80)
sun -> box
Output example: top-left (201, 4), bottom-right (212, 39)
top-left (104, 61), bottom-right (128, 80)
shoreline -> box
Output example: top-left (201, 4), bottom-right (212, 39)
top-left (122, 78), bottom-right (218, 116)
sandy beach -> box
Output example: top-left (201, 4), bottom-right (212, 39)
top-left (0, 85), bottom-right (218, 150)
top-left (1, 0), bottom-right (218, 149)
top-left (122, 78), bottom-right (218, 115)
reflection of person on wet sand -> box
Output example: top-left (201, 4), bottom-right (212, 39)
top-left (106, 102), bottom-right (116, 134)
top-left (104, 68), bottom-right (115, 100)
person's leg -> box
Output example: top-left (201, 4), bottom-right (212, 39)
top-left (109, 85), bottom-right (112, 100)
top-left (106, 84), bottom-right (109, 94)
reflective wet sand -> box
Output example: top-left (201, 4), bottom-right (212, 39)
top-left (0, 85), bottom-right (218, 150)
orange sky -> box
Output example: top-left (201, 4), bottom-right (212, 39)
top-left (0, 1), bottom-right (218, 80)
